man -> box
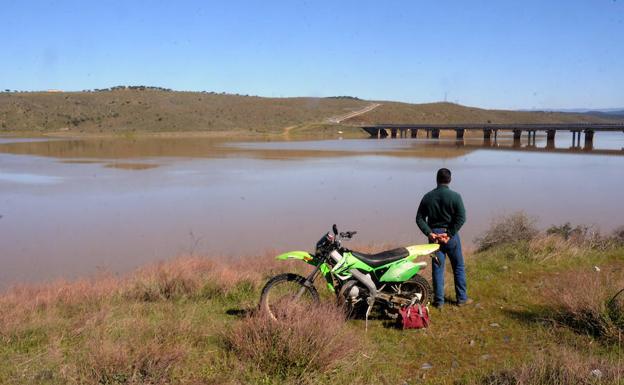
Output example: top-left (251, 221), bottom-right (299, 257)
top-left (416, 168), bottom-right (471, 308)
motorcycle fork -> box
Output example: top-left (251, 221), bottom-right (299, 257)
top-left (295, 263), bottom-right (322, 299)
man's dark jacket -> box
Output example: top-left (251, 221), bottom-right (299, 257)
top-left (416, 184), bottom-right (466, 237)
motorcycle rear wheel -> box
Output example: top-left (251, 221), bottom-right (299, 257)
top-left (395, 275), bottom-right (432, 306)
top-left (259, 273), bottom-right (320, 320)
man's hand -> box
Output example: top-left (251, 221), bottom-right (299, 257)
top-left (437, 233), bottom-right (450, 244)
top-left (428, 233), bottom-right (438, 243)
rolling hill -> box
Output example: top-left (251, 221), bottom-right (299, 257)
top-left (0, 88), bottom-right (620, 135)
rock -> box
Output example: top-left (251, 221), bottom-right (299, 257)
top-left (451, 360), bottom-right (459, 369)
top-left (593, 266), bottom-right (601, 272)
top-left (502, 265), bottom-right (508, 270)
top-left (490, 323), bottom-right (500, 328)
top-left (421, 362), bottom-right (433, 370)
top-left (503, 335), bottom-right (511, 343)
top-left (469, 339), bottom-right (476, 346)
top-left (590, 369), bottom-right (603, 379)
top-left (480, 354), bottom-right (491, 361)
top-left (475, 303), bottom-right (483, 309)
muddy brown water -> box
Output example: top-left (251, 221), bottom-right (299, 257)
top-left (1, 133), bottom-right (623, 288)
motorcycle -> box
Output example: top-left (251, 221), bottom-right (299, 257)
top-left (259, 224), bottom-right (439, 323)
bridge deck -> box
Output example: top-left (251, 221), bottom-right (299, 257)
top-left (361, 123), bottom-right (624, 131)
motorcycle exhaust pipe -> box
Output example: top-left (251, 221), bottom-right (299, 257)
top-left (349, 269), bottom-right (377, 298)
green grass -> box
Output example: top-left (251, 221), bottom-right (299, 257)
top-left (0, 239), bottom-right (622, 384)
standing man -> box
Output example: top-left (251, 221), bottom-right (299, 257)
top-left (416, 168), bottom-right (471, 309)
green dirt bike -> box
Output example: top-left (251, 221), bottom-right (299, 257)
top-left (259, 224), bottom-right (439, 321)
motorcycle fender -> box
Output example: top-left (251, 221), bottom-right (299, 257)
top-left (275, 251), bottom-right (335, 293)
top-left (379, 259), bottom-right (428, 282)
top-left (276, 251), bottom-right (314, 262)
top-left (406, 244), bottom-right (440, 259)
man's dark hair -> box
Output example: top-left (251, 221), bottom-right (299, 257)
top-left (436, 168), bottom-right (452, 184)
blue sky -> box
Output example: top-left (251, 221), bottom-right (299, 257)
top-left (2, 0), bottom-right (623, 109)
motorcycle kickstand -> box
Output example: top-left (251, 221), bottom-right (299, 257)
top-left (365, 297), bottom-right (375, 331)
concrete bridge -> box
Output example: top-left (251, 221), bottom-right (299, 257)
top-left (361, 123), bottom-right (624, 148)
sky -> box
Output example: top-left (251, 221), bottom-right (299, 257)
top-left (1, 0), bottom-right (623, 109)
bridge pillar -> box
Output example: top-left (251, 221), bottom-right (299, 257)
top-left (431, 129), bottom-right (440, 139)
top-left (571, 130), bottom-right (581, 147)
top-left (483, 128), bottom-right (492, 140)
top-left (584, 130), bottom-right (594, 148)
top-left (513, 129), bottom-right (522, 140)
top-left (546, 129), bottom-right (556, 148)
top-left (494, 129), bottom-right (498, 141)
top-left (410, 128), bottom-right (418, 138)
top-left (456, 128), bottom-right (465, 139)
top-left (391, 128), bottom-right (397, 138)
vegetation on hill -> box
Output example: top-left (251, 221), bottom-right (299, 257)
top-left (1, 89), bottom-right (621, 136)
top-left (344, 101), bottom-right (622, 125)
top-left (0, 89), bottom-right (368, 134)
top-left (1, 213), bottom-right (622, 384)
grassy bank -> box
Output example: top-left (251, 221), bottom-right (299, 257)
top-left (1, 215), bottom-right (623, 384)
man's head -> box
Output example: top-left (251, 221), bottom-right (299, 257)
top-left (436, 168), bottom-right (452, 185)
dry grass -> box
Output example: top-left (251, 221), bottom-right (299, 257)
top-left (475, 212), bottom-right (539, 251)
top-left (543, 268), bottom-right (624, 344)
top-left (222, 301), bottom-right (363, 382)
top-left (471, 346), bottom-right (623, 385)
top-left (343, 101), bottom-right (621, 125)
top-left (0, 89), bottom-right (369, 134)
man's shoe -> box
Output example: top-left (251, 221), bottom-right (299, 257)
top-left (457, 298), bottom-right (474, 307)
top-left (432, 302), bottom-right (444, 310)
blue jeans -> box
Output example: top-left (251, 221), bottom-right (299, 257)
top-left (432, 228), bottom-right (467, 306)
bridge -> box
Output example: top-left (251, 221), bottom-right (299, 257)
top-left (361, 123), bottom-right (624, 148)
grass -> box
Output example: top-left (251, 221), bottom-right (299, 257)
top-left (343, 101), bottom-right (622, 125)
top-left (1, 90), bottom-right (621, 136)
top-left (0, 219), bottom-right (623, 384)
top-left (0, 89), bottom-right (369, 135)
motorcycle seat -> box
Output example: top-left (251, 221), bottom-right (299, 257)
top-left (351, 247), bottom-right (409, 267)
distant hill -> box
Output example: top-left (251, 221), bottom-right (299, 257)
top-left (0, 89), bottom-right (620, 135)
top-left (0, 89), bottom-right (369, 134)
top-left (343, 101), bottom-right (622, 125)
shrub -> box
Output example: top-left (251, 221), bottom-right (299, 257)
top-left (475, 212), bottom-right (538, 251)
top-left (470, 347), bottom-right (622, 385)
top-left (543, 269), bottom-right (624, 344)
top-left (222, 301), bottom-right (362, 381)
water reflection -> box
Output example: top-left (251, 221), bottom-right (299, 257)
top-left (0, 132), bottom-right (621, 163)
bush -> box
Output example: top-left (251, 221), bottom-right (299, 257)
top-left (475, 212), bottom-right (539, 251)
top-left (469, 347), bottom-right (622, 385)
top-left (222, 301), bottom-right (363, 381)
top-left (544, 269), bottom-right (624, 344)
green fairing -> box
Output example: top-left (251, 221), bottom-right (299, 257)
top-left (275, 251), bottom-right (335, 292)
top-left (331, 248), bottom-right (431, 283)
top-left (332, 252), bottom-right (373, 277)
top-left (379, 259), bottom-right (426, 282)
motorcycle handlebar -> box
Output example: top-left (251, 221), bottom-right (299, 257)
top-left (339, 231), bottom-right (357, 239)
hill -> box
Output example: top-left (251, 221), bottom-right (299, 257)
top-left (1, 89), bottom-right (621, 136)
top-left (343, 101), bottom-right (622, 125)
top-left (0, 89), bottom-right (369, 134)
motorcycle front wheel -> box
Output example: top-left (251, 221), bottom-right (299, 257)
top-left (259, 273), bottom-right (320, 320)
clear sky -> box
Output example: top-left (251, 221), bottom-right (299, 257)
top-left (2, 0), bottom-right (623, 109)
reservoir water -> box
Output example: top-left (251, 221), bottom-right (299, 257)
top-left (1, 132), bottom-right (623, 288)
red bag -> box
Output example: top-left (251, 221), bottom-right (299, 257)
top-left (398, 304), bottom-right (430, 329)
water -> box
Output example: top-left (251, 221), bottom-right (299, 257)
top-left (1, 132), bottom-right (623, 288)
